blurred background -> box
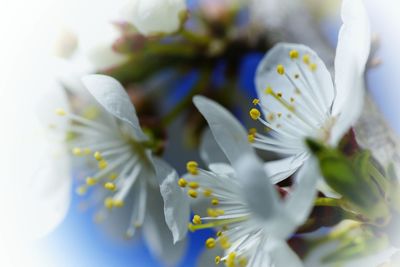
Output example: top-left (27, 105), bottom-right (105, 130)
top-left (1, 0), bottom-right (399, 266)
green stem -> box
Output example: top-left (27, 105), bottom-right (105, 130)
top-left (314, 197), bottom-right (340, 207)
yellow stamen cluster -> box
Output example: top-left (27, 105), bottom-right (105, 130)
top-left (249, 108), bottom-right (260, 120)
top-left (187, 161), bottom-right (199, 175)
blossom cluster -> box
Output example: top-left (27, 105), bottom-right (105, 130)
top-left (37, 0), bottom-right (400, 266)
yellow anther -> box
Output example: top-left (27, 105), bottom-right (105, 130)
top-left (303, 54), bottom-right (310, 65)
top-left (277, 92), bottom-right (282, 98)
top-left (178, 178), bottom-right (188, 188)
top-left (83, 148), bottom-right (91, 155)
top-left (252, 98), bottom-right (260, 105)
top-left (216, 231), bottom-right (223, 237)
top-left (239, 257), bottom-right (248, 267)
top-left (188, 181), bottom-right (200, 189)
top-left (94, 151), bottom-right (103, 161)
top-left (220, 236), bottom-right (232, 249)
top-left (104, 197), bottom-right (114, 209)
top-left (205, 238), bottom-right (216, 249)
top-left (188, 223), bottom-right (196, 232)
top-left (55, 108), bottom-right (66, 116)
top-left (72, 147), bottom-right (82, 156)
top-left (104, 182), bottom-right (116, 191)
top-left (207, 208), bottom-right (224, 217)
top-left (289, 49), bottom-right (299, 59)
top-left (211, 198), bottom-right (219, 205)
top-left (310, 63), bottom-right (317, 71)
top-left (76, 186), bottom-right (87, 195)
top-left (216, 209), bottom-right (225, 215)
top-left (265, 86), bottom-right (273, 94)
top-left (188, 189), bottom-right (198, 198)
top-left (109, 173), bottom-right (118, 180)
top-left (98, 160), bottom-right (108, 170)
top-left (290, 97), bottom-right (295, 103)
top-left (248, 134), bottom-right (255, 143)
top-left (248, 128), bottom-right (257, 135)
top-left (215, 256), bottom-right (221, 265)
top-left (186, 161), bottom-right (199, 175)
top-left (203, 189), bottom-right (213, 197)
top-left (86, 177), bottom-right (97, 186)
top-left (113, 199), bottom-right (124, 208)
top-left (267, 113), bottom-right (275, 121)
top-left (192, 215), bottom-right (202, 225)
top-left (294, 73), bottom-right (300, 79)
top-left (249, 108), bottom-right (260, 120)
top-left (276, 64), bottom-right (285, 75)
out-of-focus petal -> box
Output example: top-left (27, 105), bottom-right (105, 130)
top-left (199, 128), bottom-right (229, 167)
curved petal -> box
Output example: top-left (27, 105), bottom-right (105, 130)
top-left (208, 163), bottom-right (235, 176)
top-left (155, 157), bottom-right (190, 243)
top-left (284, 157), bottom-right (319, 225)
top-left (143, 185), bottom-right (186, 266)
top-left (193, 95), bottom-right (253, 165)
top-left (199, 128), bottom-right (228, 167)
top-left (81, 74), bottom-right (148, 141)
top-left (255, 43), bottom-right (335, 142)
top-left (264, 154), bottom-right (306, 184)
top-left (331, 0), bottom-right (370, 144)
top-left (268, 240), bottom-right (303, 267)
top-left (234, 153), bottom-right (280, 220)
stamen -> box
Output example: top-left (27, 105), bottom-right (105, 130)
top-left (72, 147), bottom-right (82, 156)
top-left (211, 198), bottom-right (219, 205)
top-left (86, 177), bottom-right (97, 186)
top-left (205, 238), bottom-right (216, 249)
top-left (104, 182), bottom-right (116, 191)
top-left (303, 54), bottom-right (310, 65)
top-left (203, 189), bottom-right (213, 197)
top-left (215, 256), bottom-right (221, 264)
top-left (192, 215), bottom-right (202, 225)
top-left (276, 64), bottom-right (285, 75)
top-left (187, 161), bottom-right (199, 175)
top-left (94, 151), bottom-right (103, 161)
top-left (98, 160), bottom-right (108, 170)
top-left (104, 197), bottom-right (114, 209)
top-left (178, 178), bottom-right (188, 187)
top-left (249, 108), bottom-right (260, 120)
top-left (188, 189), bottom-right (198, 198)
top-left (289, 49), bottom-right (299, 59)
top-left (252, 98), bottom-right (259, 105)
top-left (188, 181), bottom-right (200, 189)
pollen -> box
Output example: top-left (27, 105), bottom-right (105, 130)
top-left (192, 215), bottom-right (202, 225)
top-left (98, 160), bottom-right (108, 170)
top-left (211, 198), bottom-right (219, 205)
top-left (178, 178), bottom-right (188, 187)
top-left (113, 199), bottom-right (124, 208)
top-left (104, 182), bottom-right (116, 191)
top-left (203, 189), bottom-right (213, 197)
top-left (188, 189), bottom-right (198, 198)
top-left (188, 181), bottom-right (200, 189)
top-left (303, 54), bottom-right (310, 65)
top-left (248, 134), bottom-right (255, 143)
top-left (86, 177), bottom-right (97, 186)
top-left (289, 49), bottom-right (299, 59)
top-left (104, 197), bottom-right (114, 209)
top-left (205, 238), bottom-right (216, 249)
top-left (72, 147), bottom-right (82, 156)
top-left (186, 161), bottom-right (199, 175)
top-left (249, 108), bottom-right (260, 120)
top-left (55, 108), bottom-right (66, 116)
top-left (276, 64), bottom-right (285, 75)
top-left (310, 63), bottom-right (317, 71)
top-left (252, 98), bottom-right (260, 105)
top-left (94, 151), bottom-right (103, 161)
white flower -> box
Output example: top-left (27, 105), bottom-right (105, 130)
top-left (121, 0), bottom-right (187, 36)
top-left (249, 0), bottom-right (371, 184)
top-left (55, 74), bottom-right (185, 265)
top-left (162, 96), bottom-right (319, 266)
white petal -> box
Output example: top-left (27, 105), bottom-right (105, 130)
top-left (199, 128), bottom-right (229, 166)
top-left (234, 153), bottom-right (280, 220)
top-left (25, 143), bottom-right (71, 239)
top-left (143, 185), bottom-right (187, 266)
top-left (208, 163), bottom-right (235, 176)
top-left (197, 247), bottom-right (224, 267)
top-left (331, 0), bottom-right (370, 144)
top-left (284, 157), bottom-right (319, 225)
top-left (193, 95), bottom-right (253, 165)
top-left (81, 74), bottom-right (148, 141)
top-left (156, 157), bottom-right (190, 243)
top-left (264, 154), bottom-right (306, 184)
top-left (255, 43), bottom-right (335, 142)
top-left (122, 0), bottom-right (186, 35)
top-left (268, 240), bottom-right (303, 267)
